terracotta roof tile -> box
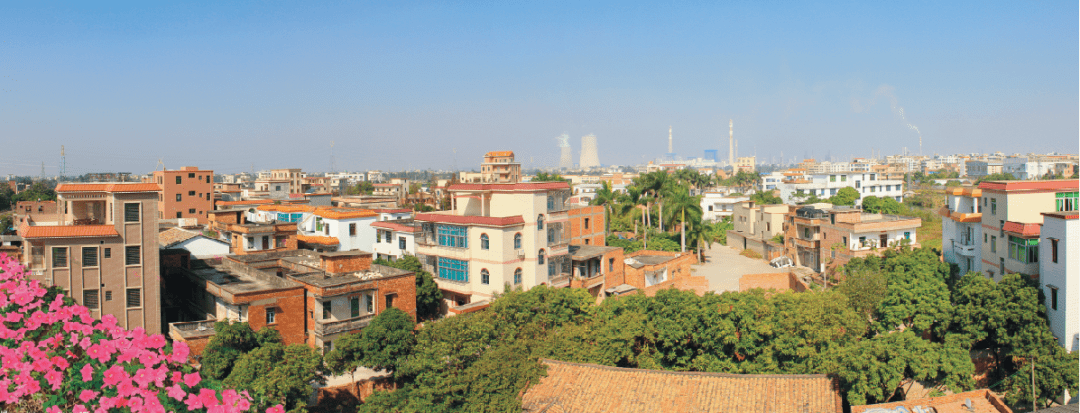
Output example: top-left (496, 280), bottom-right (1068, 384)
top-left (851, 389), bottom-right (1011, 413)
top-left (370, 221), bottom-right (419, 232)
top-left (313, 208), bottom-right (378, 220)
top-left (414, 213), bottom-right (524, 226)
top-left (521, 359), bottom-right (842, 413)
top-left (485, 151), bottom-right (514, 157)
top-left (21, 225), bottom-right (120, 239)
top-left (56, 183), bottom-right (161, 193)
top-left (297, 234), bottom-right (339, 245)
top-left (158, 228), bottom-right (200, 248)
top-left (978, 180), bottom-right (1078, 192)
top-left (216, 199), bottom-right (276, 206)
top-left (1002, 221), bottom-right (1041, 237)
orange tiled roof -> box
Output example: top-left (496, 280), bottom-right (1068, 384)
top-left (485, 151), bottom-right (514, 157)
top-left (1002, 221), bottom-right (1041, 237)
top-left (313, 208), bottom-right (378, 220)
top-left (55, 183), bottom-right (161, 193)
top-left (851, 389), bottom-right (1011, 413)
top-left (257, 205), bottom-right (315, 213)
top-left (22, 225), bottom-right (120, 239)
top-left (216, 199), bottom-right (275, 206)
top-left (297, 234), bottom-right (340, 245)
top-left (521, 359), bottom-right (842, 413)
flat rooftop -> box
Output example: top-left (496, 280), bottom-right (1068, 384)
top-left (188, 261), bottom-right (301, 295)
top-left (569, 245), bottom-right (621, 260)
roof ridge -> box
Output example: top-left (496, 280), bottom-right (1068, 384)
top-left (538, 358), bottom-right (831, 379)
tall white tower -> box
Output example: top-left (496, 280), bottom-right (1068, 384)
top-left (728, 120), bottom-right (734, 167)
top-left (579, 134), bottom-right (600, 169)
top-left (668, 126), bottom-right (673, 154)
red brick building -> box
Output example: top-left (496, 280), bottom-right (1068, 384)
top-left (569, 205), bottom-right (605, 246)
top-left (152, 166), bottom-right (214, 224)
top-left (207, 209), bottom-right (298, 255)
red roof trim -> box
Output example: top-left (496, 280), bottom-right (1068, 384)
top-left (978, 180), bottom-right (1078, 191)
top-left (1041, 211), bottom-right (1080, 220)
top-left (56, 183), bottom-right (161, 193)
top-left (1002, 221), bottom-right (1041, 237)
top-left (22, 225), bottom-right (121, 239)
top-left (370, 221), bottom-right (420, 232)
top-left (414, 213), bottom-right (525, 226)
top-left (449, 182), bottom-right (570, 191)
top-left (374, 208), bottom-right (411, 214)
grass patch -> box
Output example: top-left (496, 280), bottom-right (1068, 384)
top-left (740, 249), bottom-right (763, 259)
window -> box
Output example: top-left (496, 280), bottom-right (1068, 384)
top-left (904, 232), bottom-right (910, 240)
top-left (103, 248), bottom-right (111, 259)
top-left (547, 196), bottom-right (555, 210)
top-left (206, 176), bottom-right (210, 183)
top-left (188, 208), bottom-right (196, 214)
top-left (125, 246), bottom-right (140, 265)
top-left (437, 257), bottom-right (468, 282)
top-left (1056, 192), bottom-right (1078, 211)
top-left (265, 308), bottom-right (276, 324)
top-left (366, 293), bottom-right (374, 313)
top-left (322, 301), bottom-right (332, 319)
top-left (398, 237), bottom-right (406, 250)
top-left (385, 294), bottom-right (396, 309)
top-left (514, 233), bottom-right (522, 249)
top-left (1049, 287), bottom-right (1058, 311)
top-left (126, 288), bottom-right (141, 308)
top-left (803, 228), bottom-right (810, 239)
top-left (206, 193), bottom-right (210, 200)
top-left (830, 214), bottom-right (835, 225)
top-left (105, 291), bottom-right (112, 301)
top-left (990, 236), bottom-right (997, 253)
top-left (984, 233), bottom-right (987, 243)
top-left (175, 176), bottom-right (182, 184)
top-left (247, 237), bottom-right (255, 249)
top-left (351, 296), bottom-right (360, 317)
top-left (349, 223), bottom-right (356, 236)
top-left (52, 247), bottom-right (68, 268)
top-left (480, 233), bottom-right (489, 250)
top-left (537, 215), bottom-right (544, 230)
top-left (176, 194), bottom-right (182, 202)
top-left (276, 236), bottom-right (286, 248)
top-left (1007, 236), bottom-right (1038, 263)
top-left (841, 175), bottom-right (847, 182)
top-left (538, 249), bottom-right (545, 265)
top-left (481, 269), bottom-right (490, 285)
top-left (83, 290), bottom-right (99, 310)
top-left (830, 175), bottom-right (836, 182)
top-left (188, 190), bottom-right (195, 196)
top-left (82, 247), bottom-right (98, 267)
top-left (609, 258), bottom-right (615, 272)
top-left (514, 268), bottom-right (522, 284)
top-left (437, 225), bottom-right (468, 248)
top-left (176, 211), bottom-right (182, 219)
top-left (990, 198), bottom-right (996, 215)
top-left (188, 172), bottom-right (195, 178)
top-left (584, 218), bottom-right (590, 229)
top-left (124, 203), bottom-right (140, 222)
top-left (1051, 238), bottom-right (1059, 263)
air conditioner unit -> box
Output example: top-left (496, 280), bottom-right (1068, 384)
top-left (516, 249), bottom-right (525, 258)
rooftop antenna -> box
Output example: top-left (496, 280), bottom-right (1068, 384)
top-left (157, 158), bottom-right (165, 171)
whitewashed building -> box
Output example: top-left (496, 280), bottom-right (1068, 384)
top-left (776, 172), bottom-right (904, 205)
top-left (1039, 211), bottom-right (1078, 352)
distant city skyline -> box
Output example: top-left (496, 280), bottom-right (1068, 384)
top-left (1, 1), bottom-right (1077, 175)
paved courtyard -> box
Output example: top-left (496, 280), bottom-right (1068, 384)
top-left (691, 243), bottom-right (786, 293)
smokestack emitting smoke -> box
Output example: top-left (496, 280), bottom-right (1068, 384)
top-left (728, 120), bottom-right (734, 167)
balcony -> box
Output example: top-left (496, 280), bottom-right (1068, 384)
top-left (313, 314), bottom-right (375, 337)
top-left (954, 243), bottom-right (977, 257)
top-left (793, 237), bottom-right (820, 249)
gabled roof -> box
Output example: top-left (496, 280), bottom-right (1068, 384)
top-left (21, 225), bottom-right (120, 239)
top-left (313, 208), bottom-right (378, 220)
top-left (56, 183), bottom-right (161, 193)
top-left (158, 227), bottom-right (200, 248)
top-left (521, 359), bottom-right (842, 413)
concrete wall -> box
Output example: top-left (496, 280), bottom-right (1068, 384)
top-left (154, 168), bottom-right (214, 224)
top-left (1040, 215), bottom-right (1078, 351)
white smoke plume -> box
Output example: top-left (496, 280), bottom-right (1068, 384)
top-left (853, 84), bottom-right (923, 152)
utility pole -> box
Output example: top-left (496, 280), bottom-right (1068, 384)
top-left (1031, 358), bottom-right (1036, 412)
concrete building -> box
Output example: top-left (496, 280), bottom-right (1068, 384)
top-left (784, 204), bottom-right (921, 273)
top-left (371, 220), bottom-right (419, 261)
top-left (1039, 211), bottom-right (1078, 352)
top-left (776, 172), bottom-right (905, 205)
top-left (269, 168), bottom-right (305, 195)
top-left (1003, 156), bottom-right (1076, 180)
top-left (966, 160), bottom-right (1003, 179)
top-left (727, 200), bottom-right (789, 259)
top-left (158, 228), bottom-right (230, 259)
top-left (480, 151), bottom-right (522, 183)
top-left (207, 209), bottom-right (298, 255)
top-left (18, 183), bottom-right (162, 333)
top-left (940, 186), bottom-right (984, 275)
top-left (152, 166), bottom-right (214, 224)
top-left (413, 180), bottom-right (573, 310)
top-left (700, 193), bottom-right (749, 222)
top-left (734, 156), bottom-right (756, 173)
top-left (297, 207), bottom-right (379, 253)
top-left (166, 249), bottom-right (416, 354)
top-left (977, 180), bottom-right (1078, 280)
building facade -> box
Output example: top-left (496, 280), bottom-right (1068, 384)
top-left (568, 206), bottom-right (605, 245)
top-left (1039, 211), bottom-right (1078, 352)
top-left (152, 166), bottom-right (214, 224)
top-left (940, 186), bottom-right (984, 275)
top-left (480, 151), bottom-right (522, 183)
top-left (701, 193), bottom-right (749, 222)
top-left (776, 172), bottom-right (905, 205)
top-left (784, 204), bottom-right (921, 273)
top-left (977, 180), bottom-right (1078, 280)
top-left (18, 183), bottom-right (162, 333)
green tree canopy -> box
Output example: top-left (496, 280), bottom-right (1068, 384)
top-left (375, 255), bottom-right (442, 320)
top-left (828, 186), bottom-right (860, 206)
top-left (223, 343), bottom-right (325, 411)
top-left (358, 307), bottom-right (417, 373)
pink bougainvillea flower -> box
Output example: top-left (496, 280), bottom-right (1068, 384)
top-left (80, 363), bottom-right (94, 382)
top-left (79, 389), bottom-right (99, 403)
top-left (266, 405), bottom-right (285, 413)
top-left (44, 369), bottom-right (63, 390)
top-left (183, 372), bottom-right (201, 388)
top-left (46, 405), bottom-right (61, 413)
top-left (166, 384), bottom-right (187, 402)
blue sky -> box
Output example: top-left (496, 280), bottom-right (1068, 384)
top-left (1, 1), bottom-right (1076, 175)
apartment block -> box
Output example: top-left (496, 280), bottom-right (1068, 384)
top-left (783, 204), bottom-right (921, 273)
top-left (940, 186), bottom-right (984, 275)
top-left (776, 172), bottom-right (904, 205)
top-left (167, 249), bottom-right (416, 354)
top-left (1039, 211), bottom-right (1078, 351)
top-left (371, 220), bottom-right (419, 261)
top-left (727, 200), bottom-right (789, 260)
top-left (700, 193), bottom-right (749, 222)
top-left (568, 205), bottom-right (605, 246)
top-left (17, 183), bottom-right (162, 333)
top-left (977, 180), bottom-right (1078, 281)
top-left (480, 151), bottom-right (522, 183)
top-left (152, 166), bottom-right (214, 224)
top-left (414, 180), bottom-right (573, 310)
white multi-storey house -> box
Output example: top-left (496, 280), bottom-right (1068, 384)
top-left (776, 172), bottom-right (904, 205)
top-left (1039, 211), bottom-right (1078, 352)
top-left (940, 187), bottom-right (983, 275)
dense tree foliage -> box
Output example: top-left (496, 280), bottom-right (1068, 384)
top-left (861, 196), bottom-right (903, 214)
top-left (531, 172), bottom-right (568, 182)
top-left (749, 191), bottom-right (783, 205)
top-left (829, 187), bottom-right (861, 206)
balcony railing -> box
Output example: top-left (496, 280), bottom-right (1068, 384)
top-left (313, 314), bottom-right (375, 337)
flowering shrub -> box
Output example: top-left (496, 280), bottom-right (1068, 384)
top-left (0, 254), bottom-right (284, 413)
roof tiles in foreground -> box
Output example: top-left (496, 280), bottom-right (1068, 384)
top-left (521, 359), bottom-right (842, 413)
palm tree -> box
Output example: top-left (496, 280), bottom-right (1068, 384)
top-left (662, 186), bottom-right (703, 253)
top-left (590, 181), bottom-right (617, 234)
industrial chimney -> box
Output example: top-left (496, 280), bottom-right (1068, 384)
top-left (579, 134), bottom-right (600, 169)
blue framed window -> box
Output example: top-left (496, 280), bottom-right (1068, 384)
top-left (437, 225), bottom-right (468, 248)
top-left (514, 233), bottom-right (522, 249)
top-left (514, 268), bottom-right (522, 284)
top-left (537, 215), bottom-right (544, 230)
top-left (480, 233), bottom-right (489, 250)
top-left (437, 257), bottom-right (468, 282)
top-left (538, 249), bottom-right (545, 265)
top-left (481, 269), bottom-right (490, 285)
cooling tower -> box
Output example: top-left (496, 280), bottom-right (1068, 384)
top-left (579, 134), bottom-right (600, 169)
top-left (556, 134), bottom-right (573, 169)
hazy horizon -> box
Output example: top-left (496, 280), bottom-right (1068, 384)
top-left (2, 1), bottom-right (1078, 176)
